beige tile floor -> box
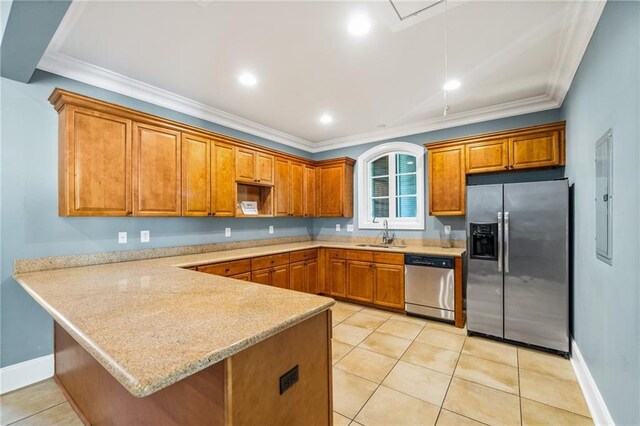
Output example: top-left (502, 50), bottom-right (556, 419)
top-left (0, 302), bottom-right (592, 426)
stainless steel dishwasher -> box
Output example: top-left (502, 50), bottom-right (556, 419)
top-left (405, 254), bottom-right (455, 322)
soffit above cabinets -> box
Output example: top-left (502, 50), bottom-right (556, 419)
top-left (39, 1), bottom-right (605, 153)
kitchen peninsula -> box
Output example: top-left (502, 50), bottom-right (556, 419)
top-left (14, 240), bottom-right (465, 424)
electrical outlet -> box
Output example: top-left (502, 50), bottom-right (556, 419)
top-left (118, 232), bottom-right (127, 244)
top-left (444, 225), bottom-right (452, 234)
top-left (347, 224), bottom-right (354, 232)
top-left (140, 230), bottom-right (150, 243)
top-left (225, 227), bottom-right (231, 237)
top-left (336, 224), bottom-right (341, 232)
top-left (269, 225), bottom-right (274, 234)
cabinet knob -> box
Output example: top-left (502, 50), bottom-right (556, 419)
top-left (126, 211), bottom-right (132, 216)
top-left (510, 165), bottom-right (515, 169)
top-left (504, 165), bottom-right (509, 169)
top-left (211, 212), bottom-right (216, 216)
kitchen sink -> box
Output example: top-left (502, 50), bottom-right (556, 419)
top-left (356, 244), bottom-right (407, 249)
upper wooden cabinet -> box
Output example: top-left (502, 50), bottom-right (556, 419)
top-left (426, 121), bottom-right (566, 216)
top-left (236, 148), bottom-right (274, 185)
top-left (428, 145), bottom-right (466, 216)
top-left (132, 122), bottom-right (181, 216)
top-left (51, 89), bottom-right (353, 218)
top-left (57, 106), bottom-right (132, 216)
top-left (303, 165), bottom-right (316, 217)
top-left (465, 138), bottom-right (509, 174)
top-left (182, 133), bottom-right (211, 217)
top-left (211, 141), bottom-right (235, 217)
top-left (316, 158), bottom-right (355, 217)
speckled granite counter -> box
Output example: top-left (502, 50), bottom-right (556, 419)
top-left (13, 241), bottom-right (465, 398)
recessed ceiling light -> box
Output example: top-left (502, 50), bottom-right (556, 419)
top-left (443, 79), bottom-right (461, 91)
top-left (319, 113), bottom-right (333, 125)
top-left (348, 15), bottom-right (372, 36)
top-left (238, 72), bottom-right (257, 87)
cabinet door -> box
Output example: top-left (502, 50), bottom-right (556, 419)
top-left (256, 152), bottom-right (274, 185)
top-left (272, 265), bottom-right (290, 289)
top-left (211, 141), bottom-right (235, 216)
top-left (428, 145), bottom-right (465, 216)
top-left (290, 162), bottom-right (304, 217)
top-left (230, 272), bottom-right (251, 282)
top-left (346, 261), bottom-right (374, 303)
top-left (329, 258), bottom-right (347, 297)
top-left (289, 261), bottom-right (306, 292)
top-left (274, 158), bottom-right (290, 216)
top-left (133, 122), bottom-right (181, 216)
top-left (305, 259), bottom-right (318, 294)
top-left (235, 147), bottom-right (255, 182)
top-left (374, 264), bottom-right (405, 309)
top-left (181, 133), bottom-right (210, 216)
top-left (251, 268), bottom-right (271, 286)
top-left (317, 164), bottom-right (344, 217)
top-left (303, 165), bottom-right (316, 217)
top-left (509, 131), bottom-right (561, 170)
top-left (62, 107), bottom-right (132, 216)
top-left (465, 139), bottom-right (509, 174)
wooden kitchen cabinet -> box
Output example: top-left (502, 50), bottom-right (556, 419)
top-left (251, 269), bottom-right (272, 286)
top-left (290, 162), bottom-right (304, 216)
top-left (346, 260), bottom-right (374, 303)
top-left (132, 122), bottom-right (181, 216)
top-left (428, 144), bottom-right (466, 216)
top-left (181, 133), bottom-right (210, 217)
top-left (230, 272), bottom-right (251, 281)
top-left (235, 148), bottom-right (274, 185)
top-left (290, 261), bottom-right (306, 292)
top-left (303, 165), bottom-right (316, 217)
top-left (211, 141), bottom-right (235, 217)
top-left (465, 138), bottom-right (509, 174)
top-left (373, 264), bottom-right (405, 309)
top-left (305, 259), bottom-right (318, 294)
top-left (57, 105), bottom-right (132, 216)
top-left (509, 130), bottom-right (562, 170)
top-left (274, 157), bottom-right (290, 216)
top-left (316, 158), bottom-right (355, 217)
top-left (328, 258), bottom-right (347, 297)
top-left (426, 121), bottom-right (566, 216)
top-left (271, 265), bottom-right (290, 289)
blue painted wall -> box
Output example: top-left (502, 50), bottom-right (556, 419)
top-left (560, 2), bottom-right (640, 424)
top-left (0, 70), bottom-right (313, 367)
top-left (312, 109), bottom-right (562, 242)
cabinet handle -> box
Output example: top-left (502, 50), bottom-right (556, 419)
top-left (211, 212), bottom-right (216, 216)
top-left (504, 165), bottom-right (509, 169)
top-left (126, 211), bottom-right (132, 216)
top-left (510, 165), bottom-right (515, 169)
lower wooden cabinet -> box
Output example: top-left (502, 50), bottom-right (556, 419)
top-left (230, 272), bottom-right (251, 281)
top-left (328, 258), bottom-right (347, 297)
top-left (306, 259), bottom-right (318, 295)
top-left (346, 261), bottom-right (374, 303)
top-left (271, 265), bottom-right (289, 289)
top-left (290, 259), bottom-right (318, 294)
top-left (250, 269), bottom-right (271, 285)
top-left (373, 264), bottom-right (405, 309)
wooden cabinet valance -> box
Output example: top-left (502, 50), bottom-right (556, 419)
top-left (426, 121), bottom-right (566, 216)
top-left (50, 88), bottom-right (354, 218)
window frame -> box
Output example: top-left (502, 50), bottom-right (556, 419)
top-left (357, 142), bottom-right (425, 230)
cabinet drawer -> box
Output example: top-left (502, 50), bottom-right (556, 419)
top-left (251, 253), bottom-right (290, 270)
top-left (346, 250), bottom-right (374, 262)
top-left (327, 249), bottom-right (346, 259)
top-left (197, 259), bottom-right (251, 277)
top-left (290, 249), bottom-right (318, 263)
top-left (373, 252), bottom-right (405, 265)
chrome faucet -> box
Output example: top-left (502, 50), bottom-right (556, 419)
top-left (382, 219), bottom-right (394, 246)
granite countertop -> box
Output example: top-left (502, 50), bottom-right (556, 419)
top-left (13, 241), bottom-right (465, 398)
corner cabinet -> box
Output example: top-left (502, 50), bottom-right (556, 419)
top-left (426, 121), bottom-right (566, 216)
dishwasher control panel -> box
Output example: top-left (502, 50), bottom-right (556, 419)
top-left (404, 255), bottom-right (454, 269)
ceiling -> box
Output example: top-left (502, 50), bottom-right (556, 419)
top-left (39, 1), bottom-right (605, 152)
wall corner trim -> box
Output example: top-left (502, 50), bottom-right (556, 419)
top-left (571, 338), bottom-right (615, 425)
top-left (0, 354), bottom-right (54, 395)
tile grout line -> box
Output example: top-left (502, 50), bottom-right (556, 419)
top-left (434, 327), bottom-right (467, 425)
top-left (517, 348), bottom-right (523, 426)
top-left (5, 401), bottom-right (67, 426)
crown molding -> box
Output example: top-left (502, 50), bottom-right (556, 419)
top-left (38, 0), bottom-right (604, 154)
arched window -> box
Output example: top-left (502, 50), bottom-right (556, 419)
top-left (357, 142), bottom-right (425, 230)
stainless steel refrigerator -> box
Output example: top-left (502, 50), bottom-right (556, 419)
top-left (466, 180), bottom-right (569, 354)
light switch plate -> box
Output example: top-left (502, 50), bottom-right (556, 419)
top-left (269, 225), bottom-right (274, 234)
top-left (347, 224), bottom-right (354, 232)
top-left (225, 228), bottom-right (231, 237)
top-left (118, 232), bottom-right (127, 244)
top-left (335, 224), bottom-right (341, 232)
top-left (140, 230), bottom-right (150, 243)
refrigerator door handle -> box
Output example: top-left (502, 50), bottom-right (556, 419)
top-left (504, 212), bottom-right (510, 273)
top-left (497, 212), bottom-right (503, 272)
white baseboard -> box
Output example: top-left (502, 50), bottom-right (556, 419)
top-left (571, 339), bottom-right (615, 425)
top-left (0, 354), bottom-right (54, 394)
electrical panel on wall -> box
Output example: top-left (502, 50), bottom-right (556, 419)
top-left (595, 129), bottom-right (613, 265)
